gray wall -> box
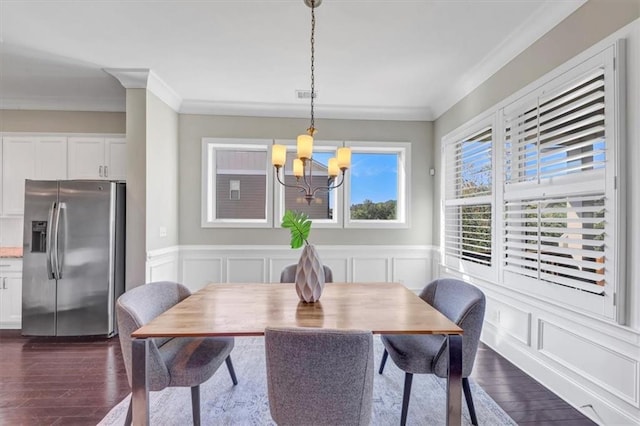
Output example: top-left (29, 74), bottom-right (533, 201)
top-left (146, 91), bottom-right (179, 251)
top-left (125, 89), bottom-right (147, 290)
top-left (179, 114), bottom-right (433, 246)
top-left (0, 109), bottom-right (125, 133)
top-left (433, 0), bottom-right (640, 245)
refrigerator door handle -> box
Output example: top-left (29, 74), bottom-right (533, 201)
top-left (46, 202), bottom-right (57, 279)
top-left (51, 201), bottom-right (63, 280)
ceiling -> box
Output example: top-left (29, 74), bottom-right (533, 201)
top-left (0, 0), bottom-right (586, 121)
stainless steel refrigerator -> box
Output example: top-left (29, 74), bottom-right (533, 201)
top-left (21, 180), bottom-right (125, 337)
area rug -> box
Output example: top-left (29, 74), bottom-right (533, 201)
top-left (99, 337), bottom-right (516, 425)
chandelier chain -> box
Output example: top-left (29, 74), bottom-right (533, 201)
top-left (309, 0), bottom-right (315, 133)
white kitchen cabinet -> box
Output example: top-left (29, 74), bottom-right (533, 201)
top-left (1, 136), bottom-right (67, 216)
top-left (0, 259), bottom-right (22, 329)
top-left (68, 136), bottom-right (126, 180)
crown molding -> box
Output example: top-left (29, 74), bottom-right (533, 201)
top-left (431, 0), bottom-right (587, 119)
top-left (0, 96), bottom-right (125, 112)
top-left (147, 71), bottom-right (182, 112)
top-left (104, 68), bottom-right (182, 112)
top-left (180, 100), bottom-right (432, 121)
top-left (103, 68), bottom-right (150, 88)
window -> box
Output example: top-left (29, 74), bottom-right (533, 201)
top-left (501, 50), bottom-right (620, 311)
top-left (442, 44), bottom-right (624, 321)
top-left (202, 138), bottom-right (410, 229)
top-left (345, 142), bottom-right (410, 228)
top-left (201, 140), bottom-right (273, 227)
top-left (229, 180), bottom-right (240, 200)
top-left (442, 120), bottom-right (494, 279)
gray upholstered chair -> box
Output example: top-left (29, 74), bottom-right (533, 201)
top-left (265, 327), bottom-right (374, 426)
top-left (280, 264), bottom-right (333, 283)
top-left (378, 278), bottom-right (486, 426)
top-left (116, 281), bottom-right (238, 426)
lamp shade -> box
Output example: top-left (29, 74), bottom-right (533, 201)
top-left (293, 159), bottom-right (304, 177)
top-left (328, 158), bottom-right (339, 177)
top-left (297, 134), bottom-right (313, 159)
top-left (272, 144), bottom-right (286, 167)
top-left (337, 147), bottom-right (351, 169)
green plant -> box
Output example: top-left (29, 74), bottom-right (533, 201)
top-left (281, 210), bottom-right (312, 249)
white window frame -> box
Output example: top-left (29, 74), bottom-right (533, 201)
top-left (273, 139), bottom-right (344, 228)
top-left (441, 113), bottom-right (497, 282)
top-left (344, 141), bottom-right (411, 229)
top-left (201, 138), bottom-right (274, 228)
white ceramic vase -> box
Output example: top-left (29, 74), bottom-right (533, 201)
top-left (295, 244), bottom-right (325, 303)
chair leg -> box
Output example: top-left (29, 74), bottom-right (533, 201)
top-left (379, 348), bottom-right (389, 374)
top-left (225, 355), bottom-right (238, 385)
top-left (462, 377), bottom-right (478, 426)
top-left (191, 385), bottom-right (201, 426)
top-left (124, 398), bottom-right (132, 426)
top-left (400, 372), bottom-right (413, 426)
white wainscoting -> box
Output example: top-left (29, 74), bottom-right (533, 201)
top-left (147, 245), bottom-right (437, 294)
top-left (147, 244), bottom-right (640, 423)
top-left (442, 267), bottom-right (640, 426)
top-left (145, 246), bottom-right (179, 283)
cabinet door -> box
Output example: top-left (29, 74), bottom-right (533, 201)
top-left (35, 137), bottom-right (67, 180)
top-left (68, 137), bottom-right (104, 179)
top-left (105, 138), bottom-right (126, 180)
top-left (0, 275), bottom-right (22, 327)
top-left (2, 137), bottom-right (36, 215)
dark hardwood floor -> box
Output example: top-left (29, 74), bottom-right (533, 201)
top-left (0, 330), bottom-right (595, 425)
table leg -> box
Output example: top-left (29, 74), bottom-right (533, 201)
top-left (447, 334), bottom-right (462, 426)
top-left (132, 338), bottom-right (150, 425)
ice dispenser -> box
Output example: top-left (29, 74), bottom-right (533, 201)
top-left (31, 221), bottom-right (47, 253)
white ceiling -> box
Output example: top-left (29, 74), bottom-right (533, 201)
top-left (0, 0), bottom-right (586, 121)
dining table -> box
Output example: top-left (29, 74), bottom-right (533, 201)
top-left (130, 282), bottom-right (464, 425)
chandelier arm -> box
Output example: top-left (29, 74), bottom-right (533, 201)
top-left (274, 168), bottom-right (313, 193)
top-left (299, 158), bottom-right (314, 193)
top-left (310, 171), bottom-right (346, 197)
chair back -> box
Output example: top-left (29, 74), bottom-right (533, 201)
top-left (265, 327), bottom-right (374, 426)
top-left (419, 278), bottom-right (486, 378)
top-left (280, 264), bottom-right (333, 283)
top-left (116, 281), bottom-right (192, 390)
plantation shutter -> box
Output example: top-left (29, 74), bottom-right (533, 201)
top-left (504, 194), bottom-right (605, 294)
top-left (504, 67), bottom-right (606, 193)
top-left (444, 124), bottom-right (493, 271)
top-left (502, 57), bottom-right (613, 295)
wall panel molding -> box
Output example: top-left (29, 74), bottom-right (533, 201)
top-left (148, 244), bottom-right (437, 293)
top-left (538, 319), bottom-right (639, 406)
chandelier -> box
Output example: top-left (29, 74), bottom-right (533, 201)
top-left (271, 0), bottom-right (351, 205)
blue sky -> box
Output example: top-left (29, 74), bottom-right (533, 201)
top-left (316, 152), bottom-right (398, 204)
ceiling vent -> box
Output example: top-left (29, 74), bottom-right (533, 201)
top-left (296, 90), bottom-right (317, 100)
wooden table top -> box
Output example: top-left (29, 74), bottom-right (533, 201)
top-left (132, 282), bottom-right (462, 338)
